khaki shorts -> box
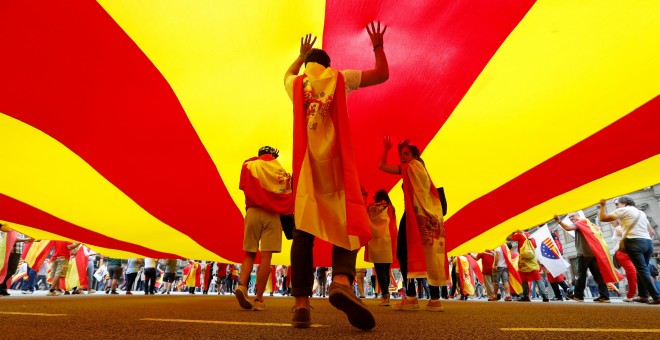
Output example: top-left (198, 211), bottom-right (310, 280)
top-left (243, 206), bottom-right (282, 253)
top-left (50, 257), bottom-right (68, 278)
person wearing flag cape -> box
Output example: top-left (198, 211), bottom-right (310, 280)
top-left (284, 21), bottom-right (389, 330)
top-left (554, 213), bottom-right (614, 302)
top-left (379, 137), bottom-right (447, 312)
top-left (235, 146), bottom-right (293, 311)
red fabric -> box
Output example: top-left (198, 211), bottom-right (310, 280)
top-left (73, 248), bottom-right (89, 289)
top-left (476, 251), bottom-right (494, 275)
top-left (0, 229), bottom-right (17, 283)
top-left (51, 241), bottom-right (71, 259)
top-left (466, 255), bottom-right (484, 283)
top-left (21, 241), bottom-right (54, 271)
top-left (614, 250), bottom-right (636, 298)
top-left (292, 73), bottom-right (371, 259)
top-left (546, 270), bottom-right (565, 283)
top-left (203, 262), bottom-right (212, 291)
top-left (574, 219), bottom-right (619, 283)
top-left (216, 263), bottom-right (228, 277)
top-left (239, 154), bottom-right (293, 215)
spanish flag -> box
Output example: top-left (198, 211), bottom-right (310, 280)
top-left (184, 261), bottom-right (201, 287)
top-left (0, 229), bottom-right (17, 283)
top-left (240, 154), bottom-right (293, 215)
top-left (574, 218), bottom-right (620, 283)
top-left (501, 245), bottom-right (523, 295)
top-left (21, 241), bottom-right (54, 272)
top-left (65, 247), bottom-right (89, 290)
top-left (456, 256), bottom-right (475, 296)
top-left (292, 64), bottom-right (371, 251)
top-left (466, 255), bottom-right (484, 284)
top-left (365, 203), bottom-right (398, 266)
top-left (401, 160), bottom-right (446, 287)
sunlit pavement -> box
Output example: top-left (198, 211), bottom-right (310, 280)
top-left (1, 290), bottom-right (659, 339)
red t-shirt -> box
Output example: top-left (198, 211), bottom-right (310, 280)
top-left (511, 232), bottom-right (536, 250)
top-left (52, 241), bottom-right (72, 259)
top-left (476, 251), bottom-right (495, 275)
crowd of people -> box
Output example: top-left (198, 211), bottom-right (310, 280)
top-left (1, 19), bottom-right (659, 335)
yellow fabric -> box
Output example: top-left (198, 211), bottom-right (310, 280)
top-left (65, 258), bottom-right (80, 290)
top-left (247, 158), bottom-right (292, 195)
top-left (458, 256), bottom-right (475, 296)
top-left (518, 239), bottom-right (540, 273)
top-left (406, 160), bottom-right (446, 286)
top-left (295, 64), bottom-right (360, 250)
top-left (366, 203), bottom-right (392, 263)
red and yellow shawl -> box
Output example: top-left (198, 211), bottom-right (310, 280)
top-left (292, 63), bottom-right (371, 251)
top-left (574, 218), bottom-right (621, 283)
top-left (240, 154), bottom-right (293, 215)
top-left (401, 159), bottom-right (446, 286)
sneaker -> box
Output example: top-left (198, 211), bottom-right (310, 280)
top-left (234, 285), bottom-right (253, 310)
top-left (328, 282), bottom-right (376, 330)
top-left (542, 297), bottom-right (550, 302)
top-left (622, 297), bottom-right (633, 302)
top-left (126, 291), bottom-right (133, 295)
top-left (593, 297), bottom-right (610, 303)
top-left (633, 297), bottom-right (650, 303)
top-left (253, 299), bottom-right (266, 311)
top-left (426, 299), bottom-right (444, 312)
top-left (110, 290), bottom-right (119, 295)
top-left (517, 296), bottom-right (531, 302)
top-left (292, 307), bottom-right (311, 328)
top-left (648, 298), bottom-right (660, 305)
top-left (21, 290), bottom-right (33, 295)
top-left (63, 291), bottom-right (70, 295)
top-left (379, 297), bottom-right (390, 306)
top-left (391, 296), bottom-right (420, 311)
top-left (87, 289), bottom-right (96, 294)
top-left (46, 290), bottom-right (61, 296)
top-left (568, 296), bottom-right (584, 302)
top-left (504, 296), bottom-right (512, 302)
top-left (72, 289), bottom-right (82, 295)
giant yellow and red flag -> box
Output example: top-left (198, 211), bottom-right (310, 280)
top-left (0, 1), bottom-right (658, 265)
top-left (22, 241), bottom-right (55, 272)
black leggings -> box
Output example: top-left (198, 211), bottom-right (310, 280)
top-left (290, 229), bottom-right (357, 297)
top-left (397, 213), bottom-right (440, 300)
top-left (374, 263), bottom-right (391, 298)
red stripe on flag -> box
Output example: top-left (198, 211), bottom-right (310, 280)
top-left (0, 1), bottom-right (243, 260)
top-left (0, 194), bottom-right (179, 259)
top-left (322, 0), bottom-right (535, 194)
top-left (446, 96), bottom-right (660, 251)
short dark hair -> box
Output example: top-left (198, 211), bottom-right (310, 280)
top-left (616, 196), bottom-right (635, 207)
top-left (305, 48), bottom-right (330, 68)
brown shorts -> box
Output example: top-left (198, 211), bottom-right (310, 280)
top-left (243, 206), bottom-right (282, 253)
top-left (50, 257), bottom-right (68, 278)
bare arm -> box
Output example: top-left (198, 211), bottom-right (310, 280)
top-left (284, 34), bottom-right (317, 84)
top-left (598, 199), bottom-right (616, 222)
top-left (648, 223), bottom-right (655, 238)
top-left (554, 215), bottom-right (577, 231)
top-left (360, 21), bottom-right (389, 88)
top-left (378, 135), bottom-right (400, 174)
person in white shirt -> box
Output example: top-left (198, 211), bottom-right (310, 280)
top-left (599, 196), bottom-right (659, 304)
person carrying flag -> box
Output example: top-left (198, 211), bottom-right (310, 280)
top-left (492, 242), bottom-right (520, 301)
top-left (284, 21), bottom-right (389, 330)
top-left (554, 213), bottom-right (615, 303)
top-left (0, 223), bottom-right (34, 296)
top-left (235, 146), bottom-right (293, 311)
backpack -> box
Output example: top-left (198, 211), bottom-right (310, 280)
top-left (519, 238), bottom-right (536, 261)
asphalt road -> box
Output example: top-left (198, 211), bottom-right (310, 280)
top-left (1, 290), bottom-right (658, 339)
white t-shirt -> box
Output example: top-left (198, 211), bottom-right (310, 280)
top-left (611, 227), bottom-right (622, 251)
top-left (285, 69), bottom-right (362, 101)
top-left (611, 206), bottom-right (651, 239)
top-left (493, 247), bottom-right (507, 268)
top-left (144, 258), bottom-right (157, 269)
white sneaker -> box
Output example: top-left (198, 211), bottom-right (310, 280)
top-left (235, 285), bottom-right (253, 310)
top-left (622, 297), bottom-right (633, 302)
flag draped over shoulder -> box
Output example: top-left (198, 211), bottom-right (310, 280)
top-left (65, 247), bottom-right (89, 290)
top-left (184, 261), bottom-right (201, 287)
top-left (501, 245), bottom-right (523, 294)
top-left (466, 255), bottom-right (484, 283)
top-left (292, 63), bottom-right (371, 251)
top-left (574, 218), bottom-right (620, 283)
top-left (456, 256), bottom-right (475, 296)
top-left (401, 159), bottom-right (446, 286)
top-left (239, 154), bottom-right (293, 214)
top-left (530, 225), bottom-right (568, 277)
top-left (365, 203), bottom-right (398, 266)
top-left (22, 241), bottom-right (55, 272)
top-left (0, 229), bottom-right (17, 282)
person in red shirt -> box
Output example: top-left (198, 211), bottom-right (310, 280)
top-left (47, 241), bottom-right (78, 296)
top-left (472, 250), bottom-right (496, 301)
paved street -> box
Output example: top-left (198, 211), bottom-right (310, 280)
top-left (1, 290), bottom-right (659, 339)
